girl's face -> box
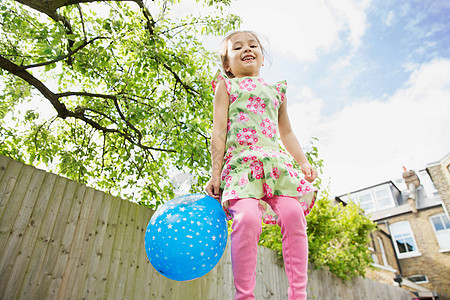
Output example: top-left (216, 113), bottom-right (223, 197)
top-left (225, 32), bottom-right (264, 78)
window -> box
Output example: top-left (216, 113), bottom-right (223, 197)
top-left (377, 237), bottom-right (388, 266)
top-left (430, 213), bottom-right (450, 250)
top-left (375, 188), bottom-right (394, 209)
top-left (408, 275), bottom-right (429, 284)
top-left (358, 193), bottom-right (375, 212)
top-left (390, 221), bottom-right (420, 258)
top-left (351, 185), bottom-right (395, 213)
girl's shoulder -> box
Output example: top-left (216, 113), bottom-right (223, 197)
top-left (211, 70), bottom-right (231, 95)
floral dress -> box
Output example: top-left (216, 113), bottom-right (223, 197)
top-left (211, 70), bottom-right (317, 224)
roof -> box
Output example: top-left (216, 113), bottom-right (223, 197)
top-left (336, 180), bottom-right (401, 199)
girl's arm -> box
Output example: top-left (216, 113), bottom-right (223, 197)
top-left (278, 97), bottom-right (317, 183)
top-left (205, 80), bottom-right (229, 199)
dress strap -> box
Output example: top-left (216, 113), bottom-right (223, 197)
top-left (211, 69), bottom-right (231, 95)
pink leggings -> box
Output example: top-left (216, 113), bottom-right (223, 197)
top-left (228, 196), bottom-right (308, 300)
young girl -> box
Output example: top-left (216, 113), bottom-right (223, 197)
top-left (205, 31), bottom-right (317, 300)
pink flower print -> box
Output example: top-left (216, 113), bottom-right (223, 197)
top-left (258, 78), bottom-right (268, 86)
top-left (221, 163), bottom-right (231, 180)
top-left (237, 112), bottom-right (249, 123)
top-left (272, 98), bottom-right (280, 108)
top-left (260, 118), bottom-right (277, 138)
top-left (225, 175), bottom-right (232, 187)
top-left (297, 184), bottom-right (312, 196)
top-left (224, 147), bottom-right (235, 161)
top-left (247, 96), bottom-right (266, 115)
top-left (242, 155), bottom-right (257, 163)
top-left (270, 167), bottom-right (280, 179)
top-left (211, 80), bottom-right (218, 91)
top-left (230, 93), bottom-right (238, 103)
top-left (263, 183), bottom-right (273, 197)
top-left (239, 79), bottom-right (257, 91)
top-left (276, 83), bottom-right (286, 102)
top-left (250, 160), bottom-right (264, 179)
top-left (236, 128), bottom-right (258, 146)
top-left (227, 119), bottom-right (231, 132)
top-left (264, 214), bottom-right (277, 225)
top-left (238, 174), bottom-right (249, 186)
top-left (285, 163), bottom-right (298, 177)
top-left (300, 179), bottom-right (306, 185)
top-left (249, 145), bottom-right (263, 151)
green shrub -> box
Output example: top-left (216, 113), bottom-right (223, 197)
top-left (259, 192), bottom-right (376, 282)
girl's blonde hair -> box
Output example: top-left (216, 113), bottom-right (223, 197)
top-left (219, 30), bottom-right (266, 78)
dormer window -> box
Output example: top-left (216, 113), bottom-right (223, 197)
top-left (349, 184), bottom-right (396, 213)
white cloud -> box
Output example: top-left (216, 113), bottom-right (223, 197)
top-left (229, 0), bottom-right (371, 62)
top-left (288, 58), bottom-right (450, 195)
top-left (383, 10), bottom-right (395, 27)
top-left (287, 86), bottom-right (324, 143)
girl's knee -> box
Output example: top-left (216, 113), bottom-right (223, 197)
top-left (233, 210), bottom-right (262, 231)
top-left (277, 206), bottom-right (307, 232)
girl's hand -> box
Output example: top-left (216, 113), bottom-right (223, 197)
top-left (301, 162), bottom-right (317, 183)
top-left (205, 176), bottom-right (221, 201)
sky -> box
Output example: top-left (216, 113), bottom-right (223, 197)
top-left (193, 0), bottom-right (450, 196)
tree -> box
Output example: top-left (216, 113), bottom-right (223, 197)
top-left (0, 0), bottom-right (239, 207)
top-left (1, 0), bottom-right (377, 282)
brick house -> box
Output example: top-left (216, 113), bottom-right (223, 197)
top-left (335, 153), bottom-right (450, 300)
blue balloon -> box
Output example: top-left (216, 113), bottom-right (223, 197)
top-left (144, 194), bottom-right (228, 281)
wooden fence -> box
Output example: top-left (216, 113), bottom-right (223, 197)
top-left (0, 155), bottom-right (412, 299)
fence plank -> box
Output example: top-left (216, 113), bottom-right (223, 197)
top-left (90, 194), bottom-right (122, 298)
top-left (104, 198), bottom-right (131, 299)
top-left (0, 160), bottom-right (28, 253)
top-left (15, 171), bottom-right (58, 299)
top-left (44, 179), bottom-right (83, 299)
top-left (133, 205), bottom-right (154, 300)
top-left (123, 203), bottom-right (139, 299)
top-left (112, 201), bottom-right (136, 299)
top-left (33, 175), bottom-right (74, 300)
top-left (0, 156), bottom-right (18, 219)
top-left (80, 190), bottom-right (110, 299)
top-left (18, 174), bottom-right (67, 298)
top-left (51, 182), bottom-right (86, 299)
top-left (68, 187), bottom-right (102, 300)
top-left (1, 167), bottom-right (46, 298)
top-left (57, 186), bottom-right (95, 299)
top-left (0, 155), bottom-right (11, 183)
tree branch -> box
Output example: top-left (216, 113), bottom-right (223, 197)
top-left (112, 96), bottom-right (143, 142)
top-left (0, 55), bottom-right (70, 118)
top-left (162, 62), bottom-right (200, 97)
top-left (23, 36), bottom-right (107, 69)
top-left (0, 54), bottom-right (175, 153)
top-left (14, 0), bottom-right (155, 34)
top-left (56, 91), bottom-right (116, 99)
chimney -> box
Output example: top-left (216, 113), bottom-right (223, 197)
top-left (402, 166), bottom-right (420, 213)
